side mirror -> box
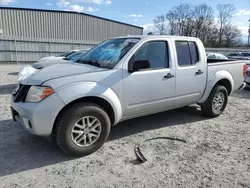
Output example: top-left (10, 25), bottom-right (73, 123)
top-left (128, 60), bottom-right (150, 72)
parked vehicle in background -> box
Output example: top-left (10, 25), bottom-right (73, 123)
top-left (18, 49), bottom-right (89, 82)
top-left (227, 52), bottom-right (242, 60)
top-left (11, 35), bottom-right (246, 157)
top-left (227, 52), bottom-right (250, 60)
top-left (244, 66), bottom-right (250, 87)
top-left (32, 49), bottom-right (89, 69)
top-left (241, 53), bottom-right (250, 60)
top-left (39, 50), bottom-right (79, 62)
top-left (207, 53), bottom-right (228, 60)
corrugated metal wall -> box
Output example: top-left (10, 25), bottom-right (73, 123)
top-left (0, 37), bottom-right (95, 63)
top-left (0, 8), bottom-right (143, 63)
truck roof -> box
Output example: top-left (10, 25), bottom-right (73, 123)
top-left (113, 35), bottom-right (200, 40)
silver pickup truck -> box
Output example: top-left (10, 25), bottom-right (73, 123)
top-left (11, 35), bottom-right (246, 156)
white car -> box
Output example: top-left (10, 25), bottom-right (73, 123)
top-left (18, 49), bottom-right (89, 82)
top-left (207, 53), bottom-right (228, 60)
top-left (32, 49), bottom-right (89, 69)
top-left (39, 50), bottom-right (79, 62)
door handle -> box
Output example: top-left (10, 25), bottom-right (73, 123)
top-left (164, 73), bottom-right (175, 79)
top-left (195, 69), bottom-right (204, 75)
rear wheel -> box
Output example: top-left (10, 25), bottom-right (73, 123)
top-left (201, 85), bottom-right (228, 117)
top-left (54, 102), bottom-right (111, 157)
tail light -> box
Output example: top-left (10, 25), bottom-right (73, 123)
top-left (243, 63), bottom-right (247, 78)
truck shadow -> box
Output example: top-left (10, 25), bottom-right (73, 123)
top-left (109, 105), bottom-right (206, 141)
top-left (231, 88), bottom-right (250, 100)
top-left (0, 105), bottom-right (206, 177)
top-left (0, 84), bottom-right (17, 95)
top-left (8, 72), bottom-right (19, 76)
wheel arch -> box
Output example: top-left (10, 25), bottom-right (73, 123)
top-left (216, 79), bottom-right (232, 94)
top-left (52, 82), bottom-right (123, 135)
top-left (52, 96), bottom-right (117, 137)
top-left (199, 70), bottom-right (233, 104)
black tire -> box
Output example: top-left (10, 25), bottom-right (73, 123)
top-left (201, 85), bottom-right (228, 118)
top-left (54, 102), bottom-right (111, 157)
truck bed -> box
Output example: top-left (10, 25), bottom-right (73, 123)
top-left (207, 58), bottom-right (240, 64)
top-left (207, 59), bottom-right (245, 93)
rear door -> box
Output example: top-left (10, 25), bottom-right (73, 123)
top-left (174, 40), bottom-right (206, 106)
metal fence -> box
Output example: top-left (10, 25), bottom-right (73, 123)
top-left (2, 37), bottom-right (250, 64)
top-left (0, 36), bottom-right (97, 64)
top-left (205, 47), bottom-right (250, 55)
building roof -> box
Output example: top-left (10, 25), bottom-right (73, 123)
top-left (0, 7), bottom-right (143, 30)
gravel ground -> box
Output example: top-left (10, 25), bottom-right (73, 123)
top-left (0, 64), bottom-right (250, 188)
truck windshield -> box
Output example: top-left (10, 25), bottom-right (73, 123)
top-left (77, 38), bottom-right (140, 68)
top-left (64, 50), bottom-right (88, 61)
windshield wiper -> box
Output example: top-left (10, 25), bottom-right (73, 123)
top-left (63, 57), bottom-right (70, 60)
top-left (77, 60), bottom-right (101, 67)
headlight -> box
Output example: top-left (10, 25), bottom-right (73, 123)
top-left (25, 86), bottom-right (54, 102)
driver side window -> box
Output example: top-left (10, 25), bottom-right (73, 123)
top-left (133, 41), bottom-right (169, 69)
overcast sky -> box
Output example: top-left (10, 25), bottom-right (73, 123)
top-left (1, 0), bottom-right (250, 40)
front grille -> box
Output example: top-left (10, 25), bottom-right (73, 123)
top-left (13, 85), bottom-right (31, 102)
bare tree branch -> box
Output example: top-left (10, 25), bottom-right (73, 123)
top-left (217, 4), bottom-right (235, 46)
top-left (153, 3), bottom-right (242, 47)
top-left (153, 15), bottom-right (167, 35)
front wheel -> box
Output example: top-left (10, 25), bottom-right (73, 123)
top-left (54, 102), bottom-right (111, 157)
top-left (201, 85), bottom-right (228, 118)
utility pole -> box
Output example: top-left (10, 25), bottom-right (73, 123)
top-left (248, 19), bottom-right (250, 48)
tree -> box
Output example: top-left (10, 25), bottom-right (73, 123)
top-left (223, 25), bottom-right (242, 47)
top-left (217, 4), bottom-right (235, 46)
top-left (205, 25), bottom-right (220, 47)
top-left (152, 3), bottom-right (242, 47)
top-left (173, 4), bottom-right (194, 36)
top-left (166, 11), bottom-right (177, 35)
top-left (153, 15), bottom-right (167, 35)
top-left (193, 4), bottom-right (214, 39)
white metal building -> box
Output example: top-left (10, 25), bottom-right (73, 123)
top-left (0, 7), bottom-right (143, 63)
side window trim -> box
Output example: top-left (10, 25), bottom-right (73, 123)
top-left (187, 41), bottom-right (193, 65)
top-left (188, 41), bottom-right (200, 65)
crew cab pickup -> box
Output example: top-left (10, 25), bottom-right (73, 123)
top-left (11, 35), bottom-right (246, 156)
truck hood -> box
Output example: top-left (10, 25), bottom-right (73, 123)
top-left (21, 63), bottom-right (107, 85)
top-left (32, 59), bottom-right (70, 69)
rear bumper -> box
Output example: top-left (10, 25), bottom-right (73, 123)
top-left (244, 75), bottom-right (250, 84)
top-left (239, 82), bottom-right (246, 90)
top-left (11, 93), bottom-right (65, 136)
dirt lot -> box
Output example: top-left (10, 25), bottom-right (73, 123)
top-left (0, 64), bottom-right (250, 188)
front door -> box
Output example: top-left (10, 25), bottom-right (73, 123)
top-left (122, 40), bottom-right (176, 118)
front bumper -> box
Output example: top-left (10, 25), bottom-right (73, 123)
top-left (11, 93), bottom-right (65, 136)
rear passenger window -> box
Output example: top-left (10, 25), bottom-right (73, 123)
top-left (175, 41), bottom-right (199, 66)
top-left (175, 41), bottom-right (192, 66)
